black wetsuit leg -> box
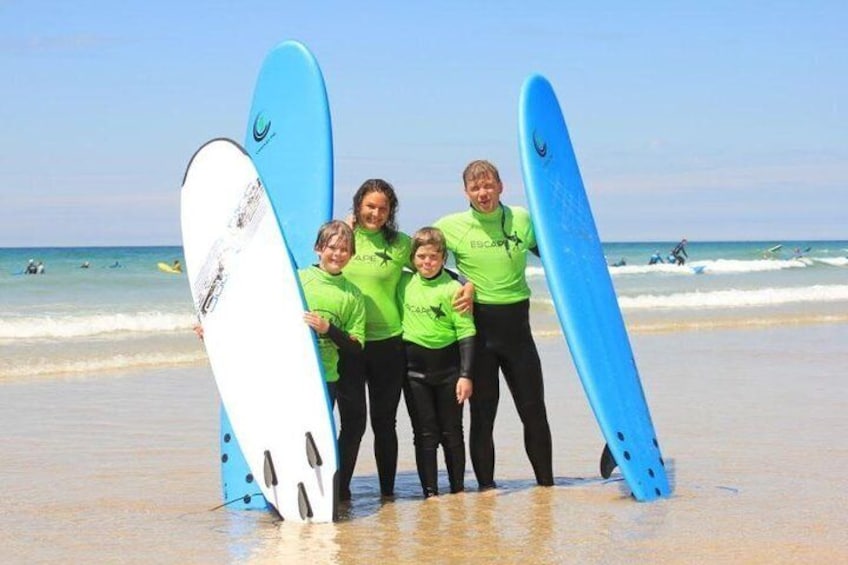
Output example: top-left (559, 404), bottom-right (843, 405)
top-left (364, 336), bottom-right (406, 497)
top-left (468, 333), bottom-right (500, 489)
top-left (436, 378), bottom-right (466, 493)
top-left (403, 377), bottom-right (440, 496)
top-left (471, 300), bottom-right (554, 487)
top-left (336, 352), bottom-right (367, 501)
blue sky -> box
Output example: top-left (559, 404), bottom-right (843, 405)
top-left (2, 1), bottom-right (845, 246)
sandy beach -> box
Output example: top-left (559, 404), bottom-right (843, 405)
top-left (1, 319), bottom-right (846, 564)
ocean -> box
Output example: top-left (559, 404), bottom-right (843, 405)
top-left (2, 241), bottom-right (846, 381)
top-left (2, 241), bottom-right (847, 563)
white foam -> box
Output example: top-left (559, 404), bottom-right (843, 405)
top-left (0, 351), bottom-right (208, 380)
top-left (619, 284), bottom-right (848, 310)
top-left (0, 311), bottom-right (196, 339)
top-left (529, 258), bottom-right (814, 278)
top-left (814, 257), bottom-right (848, 267)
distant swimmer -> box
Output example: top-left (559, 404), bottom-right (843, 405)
top-left (109, 261), bottom-right (122, 269)
top-left (611, 258), bottom-right (627, 267)
top-left (80, 261), bottom-right (90, 269)
top-left (648, 251), bottom-right (664, 265)
top-left (792, 246), bottom-right (812, 259)
top-left (25, 259), bottom-right (37, 274)
top-left (172, 259), bottom-right (182, 273)
top-left (36, 261), bottom-right (45, 274)
top-left (670, 238), bottom-right (688, 265)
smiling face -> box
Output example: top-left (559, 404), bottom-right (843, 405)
top-left (317, 234), bottom-right (352, 275)
top-left (464, 172), bottom-right (503, 214)
top-left (356, 191), bottom-right (391, 232)
top-left (413, 243), bottom-right (445, 279)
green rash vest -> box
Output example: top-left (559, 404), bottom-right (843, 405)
top-left (398, 270), bottom-right (476, 350)
top-left (342, 226), bottom-right (412, 341)
top-left (434, 205), bottom-right (536, 305)
top-left (298, 265), bottom-right (366, 383)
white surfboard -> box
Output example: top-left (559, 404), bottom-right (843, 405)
top-left (181, 138), bottom-right (337, 522)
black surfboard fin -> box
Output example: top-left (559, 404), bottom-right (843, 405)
top-left (263, 450), bottom-right (278, 488)
top-left (297, 482), bottom-right (313, 520)
top-left (305, 432), bottom-right (323, 468)
top-left (600, 443), bottom-right (618, 479)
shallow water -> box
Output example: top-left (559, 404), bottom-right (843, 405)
top-left (2, 324), bottom-right (846, 563)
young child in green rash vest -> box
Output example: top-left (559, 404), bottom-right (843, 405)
top-left (298, 220), bottom-right (366, 406)
top-left (398, 227), bottom-right (475, 497)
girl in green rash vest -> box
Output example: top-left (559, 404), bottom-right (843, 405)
top-left (398, 227), bottom-right (475, 497)
top-left (434, 159), bottom-right (554, 490)
top-left (298, 220), bottom-right (366, 406)
top-left (339, 179), bottom-right (474, 501)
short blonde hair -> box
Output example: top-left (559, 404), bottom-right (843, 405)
top-left (314, 220), bottom-right (355, 255)
top-left (462, 160), bottom-right (501, 187)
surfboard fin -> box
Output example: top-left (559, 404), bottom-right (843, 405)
top-left (263, 450), bottom-right (278, 488)
top-left (297, 482), bottom-right (314, 520)
top-left (600, 444), bottom-right (618, 479)
top-left (305, 432), bottom-right (323, 468)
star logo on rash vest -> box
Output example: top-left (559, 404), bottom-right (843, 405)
top-left (429, 304), bottom-right (446, 319)
top-left (375, 249), bottom-right (392, 266)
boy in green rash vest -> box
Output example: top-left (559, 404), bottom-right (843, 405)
top-left (433, 159), bottom-right (554, 489)
top-left (398, 227), bottom-right (475, 497)
top-left (299, 220), bottom-right (366, 406)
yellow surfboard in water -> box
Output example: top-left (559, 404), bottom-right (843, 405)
top-left (157, 262), bottom-right (182, 274)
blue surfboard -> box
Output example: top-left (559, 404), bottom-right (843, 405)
top-left (518, 74), bottom-right (670, 501)
top-left (218, 40), bottom-right (335, 511)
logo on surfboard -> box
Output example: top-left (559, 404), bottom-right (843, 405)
top-left (253, 113), bottom-right (271, 142)
top-left (532, 130), bottom-right (547, 158)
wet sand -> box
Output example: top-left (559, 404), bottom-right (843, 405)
top-left (1, 323), bottom-right (846, 564)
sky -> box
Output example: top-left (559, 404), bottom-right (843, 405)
top-left (1, 1), bottom-right (846, 246)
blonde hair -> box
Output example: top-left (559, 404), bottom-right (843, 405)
top-left (462, 159), bottom-right (501, 187)
top-left (410, 227), bottom-right (446, 264)
top-left (314, 220), bottom-right (355, 255)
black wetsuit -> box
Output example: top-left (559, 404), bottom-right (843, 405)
top-left (435, 204), bottom-right (554, 489)
top-left (336, 336), bottom-right (406, 499)
top-left (403, 339), bottom-right (473, 496)
top-left (471, 300), bottom-right (554, 487)
top-left (671, 240), bottom-right (688, 265)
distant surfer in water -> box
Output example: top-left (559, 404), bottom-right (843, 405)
top-left (80, 261), bottom-right (90, 269)
top-left (671, 238), bottom-right (688, 265)
top-left (172, 259), bottom-right (182, 272)
top-left (25, 259), bottom-right (37, 274)
top-left (611, 258), bottom-right (627, 267)
top-left (648, 251), bottom-right (664, 265)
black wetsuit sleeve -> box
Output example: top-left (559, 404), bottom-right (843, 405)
top-left (458, 336), bottom-right (474, 379)
top-left (326, 324), bottom-right (362, 356)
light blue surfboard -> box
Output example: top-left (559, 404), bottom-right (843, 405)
top-left (518, 74), bottom-right (670, 501)
top-left (218, 40), bottom-right (335, 512)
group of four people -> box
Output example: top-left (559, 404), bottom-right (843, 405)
top-left (298, 159), bottom-right (554, 500)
